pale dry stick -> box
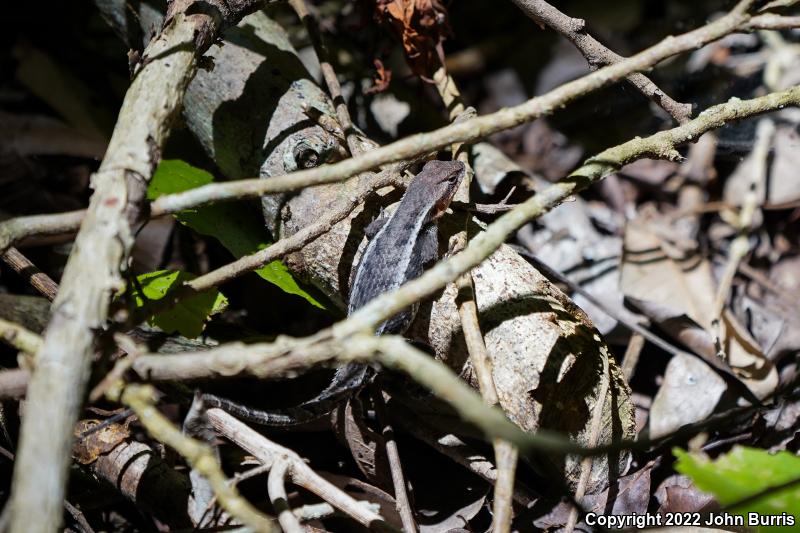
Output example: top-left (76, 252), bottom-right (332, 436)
top-left (288, 0), bottom-right (362, 156)
top-left (0, 445), bottom-right (98, 533)
top-left (434, 68), bottom-right (474, 202)
top-left (128, 88), bottom-right (800, 408)
top-left (148, 0), bottom-right (775, 216)
top-left (267, 459), bottom-right (304, 533)
top-left (335, 86), bottom-right (800, 341)
top-left (131, 334), bottom-right (336, 381)
top-left (433, 67), bottom-right (466, 121)
top-left (434, 71), bottom-right (520, 527)
top-left (748, 14), bottom-right (800, 30)
top-left (132, 165), bottom-right (414, 324)
top-left (456, 274), bottom-right (517, 533)
top-left (711, 118), bottom-right (775, 360)
top-left (8, 3), bottom-right (275, 529)
top-left (205, 408), bottom-right (398, 531)
top-left (508, 0), bottom-right (692, 123)
top-left (133, 165), bottom-right (412, 325)
top-left (372, 389), bottom-right (418, 532)
top-left (115, 384), bottom-right (278, 532)
top-left (0, 317), bottom-right (43, 355)
top-left (564, 354), bottom-right (611, 533)
top-left (760, 0), bottom-right (797, 9)
top-left (196, 463), bottom-right (272, 528)
top-left (293, 502), bottom-right (336, 521)
top-left (0, 209), bottom-right (84, 255)
top-left (1, 247), bottom-right (59, 300)
top-left (180, 152), bottom-right (411, 296)
top-left (0, 2), bottom-right (795, 254)
top-left (620, 332), bottom-right (646, 383)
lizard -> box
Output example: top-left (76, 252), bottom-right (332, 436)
top-left (202, 159), bottom-right (466, 426)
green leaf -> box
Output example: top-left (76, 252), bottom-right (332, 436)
top-left (133, 270), bottom-right (228, 338)
top-left (148, 160), bottom-right (324, 308)
top-left (674, 446), bottom-right (800, 531)
top-left (148, 159), bottom-right (214, 199)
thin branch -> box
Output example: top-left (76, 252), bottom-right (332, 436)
top-left (142, 2), bottom-right (775, 216)
top-left (63, 500), bottom-right (96, 533)
top-left (746, 13), bottom-right (800, 30)
top-left (288, 0), bottom-right (363, 156)
top-left (0, 317), bottom-right (43, 355)
top-left (1, 4), bottom-right (795, 254)
top-left (7, 2), bottom-right (273, 530)
top-left (456, 274), bottom-right (517, 533)
top-left (564, 352), bottom-right (611, 533)
top-left (129, 88), bottom-right (800, 395)
top-left (372, 388), bottom-right (417, 532)
top-left (333, 86), bottom-right (800, 346)
top-left (115, 384), bottom-right (278, 532)
top-left (267, 459), bottom-right (303, 533)
top-left (0, 210), bottom-right (84, 255)
top-left (205, 408), bottom-right (398, 531)
top-left (507, 0), bottom-right (692, 123)
top-left (711, 118), bottom-right (773, 361)
top-left (620, 332), bottom-right (645, 382)
top-left (183, 164), bottom-right (405, 293)
top-left (1, 247), bottom-right (59, 301)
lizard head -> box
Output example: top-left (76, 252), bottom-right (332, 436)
top-left (410, 160), bottom-right (466, 222)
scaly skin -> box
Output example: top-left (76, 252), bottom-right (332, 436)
top-left (203, 160), bottom-right (465, 426)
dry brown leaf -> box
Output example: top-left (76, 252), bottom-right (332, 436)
top-left (318, 472), bottom-right (404, 527)
top-left (649, 353), bottom-right (727, 439)
top-left (366, 58), bottom-right (393, 94)
top-left (418, 491), bottom-right (486, 533)
top-left (73, 419), bottom-right (131, 465)
top-left (331, 398), bottom-right (392, 489)
top-left (621, 219), bottom-right (778, 404)
top-left (655, 474), bottom-right (717, 514)
top-left (585, 460), bottom-right (654, 515)
top-left (372, 0), bottom-right (451, 78)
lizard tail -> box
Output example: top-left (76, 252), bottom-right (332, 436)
top-left (200, 363), bottom-right (372, 427)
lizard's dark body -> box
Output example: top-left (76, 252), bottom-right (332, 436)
top-left (203, 160), bottom-right (465, 426)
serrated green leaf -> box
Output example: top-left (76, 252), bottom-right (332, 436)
top-left (674, 446), bottom-right (800, 531)
top-left (133, 270), bottom-right (228, 338)
top-left (148, 160), bottom-right (324, 308)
